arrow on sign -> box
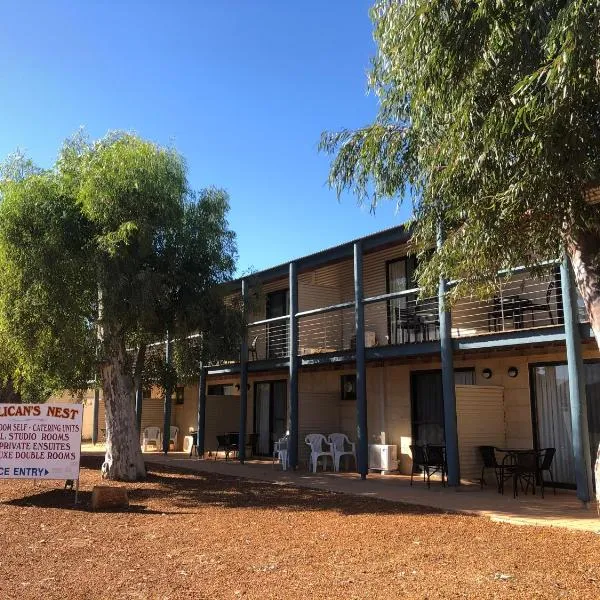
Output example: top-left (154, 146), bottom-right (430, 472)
top-left (43, 468), bottom-right (49, 476)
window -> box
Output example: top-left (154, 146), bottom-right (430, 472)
top-left (207, 384), bottom-right (236, 396)
top-left (340, 374), bottom-right (356, 401)
top-left (174, 386), bottom-right (185, 405)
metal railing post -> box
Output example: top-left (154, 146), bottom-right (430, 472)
top-left (239, 279), bottom-right (248, 463)
top-left (289, 261), bottom-right (299, 469)
top-left (354, 241), bottom-right (368, 479)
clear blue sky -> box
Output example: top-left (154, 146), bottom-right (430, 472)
top-left (0, 1), bottom-right (411, 275)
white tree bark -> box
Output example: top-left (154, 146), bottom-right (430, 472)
top-left (99, 334), bottom-right (146, 481)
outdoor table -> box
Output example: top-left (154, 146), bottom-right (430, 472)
top-left (494, 448), bottom-right (541, 497)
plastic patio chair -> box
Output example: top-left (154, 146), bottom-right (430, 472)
top-left (142, 426), bottom-right (161, 452)
top-left (305, 434), bottom-right (334, 473)
top-left (328, 433), bottom-right (356, 472)
top-left (169, 426), bottom-right (179, 450)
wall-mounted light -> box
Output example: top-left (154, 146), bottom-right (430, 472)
top-left (507, 366), bottom-right (519, 378)
top-left (481, 368), bottom-right (493, 380)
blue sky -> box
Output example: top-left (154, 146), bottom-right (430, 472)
top-left (0, 1), bottom-right (411, 275)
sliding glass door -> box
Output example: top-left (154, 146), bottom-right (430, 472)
top-left (411, 369), bottom-right (475, 445)
top-left (254, 380), bottom-right (288, 455)
top-left (531, 362), bottom-right (600, 486)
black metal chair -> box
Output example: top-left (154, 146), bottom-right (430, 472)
top-left (188, 431), bottom-right (198, 457)
top-left (395, 306), bottom-right (426, 343)
top-left (410, 444), bottom-right (446, 488)
top-left (425, 444), bottom-right (447, 487)
top-left (538, 447), bottom-right (557, 497)
top-left (508, 450), bottom-right (538, 498)
top-left (409, 444), bottom-right (428, 486)
top-left (478, 446), bottom-right (504, 492)
top-left (215, 434), bottom-right (237, 460)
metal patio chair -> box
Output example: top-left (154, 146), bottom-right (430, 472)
top-left (507, 450), bottom-right (538, 498)
top-left (538, 447), bottom-right (557, 498)
top-left (478, 445), bottom-right (504, 492)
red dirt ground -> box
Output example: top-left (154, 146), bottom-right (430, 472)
top-left (0, 456), bottom-right (598, 600)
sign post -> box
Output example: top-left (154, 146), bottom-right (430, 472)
top-left (0, 404), bottom-right (84, 501)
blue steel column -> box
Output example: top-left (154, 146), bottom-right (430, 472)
top-left (354, 242), bottom-right (368, 479)
top-left (162, 332), bottom-right (172, 455)
top-left (197, 366), bottom-right (207, 458)
top-left (92, 386), bottom-right (100, 445)
top-left (238, 279), bottom-right (248, 463)
top-left (288, 261), bottom-right (299, 470)
top-left (438, 231), bottom-right (459, 486)
top-left (560, 256), bottom-right (593, 504)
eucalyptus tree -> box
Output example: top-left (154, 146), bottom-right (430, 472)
top-left (0, 132), bottom-right (239, 480)
top-left (321, 1), bottom-right (600, 346)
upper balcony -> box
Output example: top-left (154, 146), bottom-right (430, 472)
top-left (238, 251), bottom-right (583, 367)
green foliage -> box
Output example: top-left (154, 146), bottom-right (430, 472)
top-left (321, 1), bottom-right (600, 298)
top-left (0, 131), bottom-right (240, 397)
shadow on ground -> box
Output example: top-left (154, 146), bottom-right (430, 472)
top-left (2, 487), bottom-right (184, 514)
top-left (75, 455), bottom-right (454, 518)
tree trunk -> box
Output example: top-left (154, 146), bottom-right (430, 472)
top-left (567, 226), bottom-right (600, 508)
top-left (568, 227), bottom-right (600, 348)
top-left (99, 333), bottom-right (146, 481)
top-left (0, 377), bottom-right (21, 403)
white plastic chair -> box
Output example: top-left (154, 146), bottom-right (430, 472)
top-left (273, 434), bottom-right (290, 470)
top-left (169, 426), bottom-right (179, 450)
top-left (142, 426), bottom-right (161, 452)
top-left (305, 433), bottom-right (334, 473)
top-left (328, 433), bottom-right (356, 472)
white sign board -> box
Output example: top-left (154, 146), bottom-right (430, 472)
top-left (0, 403), bottom-right (83, 480)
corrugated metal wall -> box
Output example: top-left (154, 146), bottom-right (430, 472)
top-left (456, 385), bottom-right (505, 481)
top-left (204, 395), bottom-right (241, 455)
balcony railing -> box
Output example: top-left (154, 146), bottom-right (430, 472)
top-left (451, 269), bottom-right (564, 338)
top-left (239, 267), bottom-right (588, 365)
top-left (298, 302), bottom-right (355, 356)
top-left (364, 289), bottom-right (440, 346)
top-left (247, 315), bottom-right (289, 361)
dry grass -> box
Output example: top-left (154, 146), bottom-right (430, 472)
top-left (0, 456), bottom-right (598, 600)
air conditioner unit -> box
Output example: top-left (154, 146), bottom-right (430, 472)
top-left (368, 444), bottom-right (398, 472)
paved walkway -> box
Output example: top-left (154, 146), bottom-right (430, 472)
top-left (132, 450), bottom-right (600, 533)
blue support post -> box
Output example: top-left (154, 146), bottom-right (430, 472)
top-left (162, 332), bottom-right (172, 455)
top-left (354, 241), bottom-right (368, 479)
top-left (560, 256), bottom-right (593, 504)
top-left (92, 386), bottom-right (100, 445)
top-left (197, 365), bottom-right (207, 458)
top-left (239, 279), bottom-right (248, 463)
top-left (438, 230), bottom-right (460, 486)
top-left (289, 261), bottom-right (299, 469)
